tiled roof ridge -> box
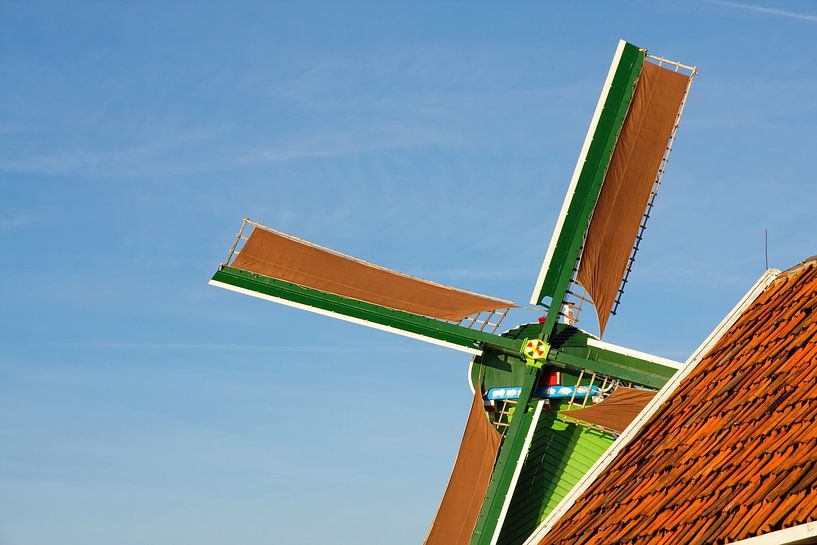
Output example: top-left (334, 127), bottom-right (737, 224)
top-left (780, 254), bottom-right (817, 277)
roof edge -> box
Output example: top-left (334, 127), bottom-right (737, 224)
top-left (522, 267), bottom-right (781, 545)
top-left (781, 255), bottom-right (817, 277)
top-left (726, 521), bottom-right (817, 545)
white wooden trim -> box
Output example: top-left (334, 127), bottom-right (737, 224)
top-left (529, 39), bottom-right (627, 306)
top-left (209, 280), bottom-right (483, 356)
top-left (726, 521), bottom-right (817, 545)
top-left (490, 400), bottom-right (545, 545)
top-left (586, 338), bottom-right (683, 369)
top-left (522, 268), bottom-right (781, 545)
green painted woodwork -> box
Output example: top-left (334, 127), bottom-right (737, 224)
top-left (472, 350), bottom-right (530, 394)
top-left (470, 367), bottom-right (540, 545)
top-left (535, 42), bottom-right (645, 342)
top-left (215, 267), bottom-right (672, 387)
top-left (212, 266), bottom-right (521, 353)
top-left (549, 345), bottom-right (675, 389)
top-left (468, 318), bottom-right (672, 545)
top-left (496, 405), bottom-right (614, 545)
top-left (470, 322), bottom-right (672, 392)
top-left (213, 268), bottom-right (660, 545)
top-left (470, 323), bottom-right (565, 393)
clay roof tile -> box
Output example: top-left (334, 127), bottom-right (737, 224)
top-left (537, 258), bottom-right (817, 545)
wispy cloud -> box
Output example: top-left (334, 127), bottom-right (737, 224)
top-left (38, 341), bottom-right (439, 353)
top-left (0, 128), bottom-right (225, 178)
top-left (706, 0), bottom-right (817, 23)
top-left (237, 124), bottom-right (462, 165)
top-left (0, 215), bottom-right (34, 229)
top-left (0, 42), bottom-right (576, 180)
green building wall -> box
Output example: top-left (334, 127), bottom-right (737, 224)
top-left (496, 405), bottom-right (614, 545)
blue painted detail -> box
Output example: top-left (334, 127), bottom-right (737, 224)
top-left (486, 385), bottom-right (600, 401)
top-left (486, 387), bottom-right (524, 400)
top-left (544, 385), bottom-right (601, 398)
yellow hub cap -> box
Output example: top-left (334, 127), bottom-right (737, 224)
top-left (523, 339), bottom-right (548, 360)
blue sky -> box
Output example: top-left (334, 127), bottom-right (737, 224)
top-left (2, 1), bottom-right (816, 544)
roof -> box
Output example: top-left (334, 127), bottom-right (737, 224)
top-left (576, 59), bottom-right (690, 335)
top-left (534, 257), bottom-right (817, 545)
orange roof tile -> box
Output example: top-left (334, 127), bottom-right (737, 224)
top-left (537, 257), bottom-right (817, 545)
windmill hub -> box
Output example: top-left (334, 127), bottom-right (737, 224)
top-left (523, 338), bottom-right (549, 365)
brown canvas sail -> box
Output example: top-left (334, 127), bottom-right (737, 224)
top-left (231, 226), bottom-right (514, 321)
top-left (560, 387), bottom-right (656, 434)
top-left (423, 389), bottom-right (501, 545)
top-left (577, 61), bottom-right (690, 335)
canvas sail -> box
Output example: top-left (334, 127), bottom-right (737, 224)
top-left (423, 389), bottom-right (501, 545)
top-left (231, 226), bottom-right (514, 322)
top-left (577, 61), bottom-right (690, 335)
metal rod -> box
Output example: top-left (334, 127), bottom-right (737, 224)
top-left (225, 218), bottom-right (249, 266)
top-left (645, 53), bottom-right (697, 74)
top-left (765, 228), bottom-right (769, 270)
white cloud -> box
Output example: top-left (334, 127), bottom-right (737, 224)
top-left (0, 215), bottom-right (34, 229)
top-left (706, 0), bottom-right (817, 23)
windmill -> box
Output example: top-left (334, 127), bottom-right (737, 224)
top-left (209, 40), bottom-right (696, 545)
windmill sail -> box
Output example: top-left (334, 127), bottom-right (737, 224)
top-left (472, 41), bottom-right (694, 545)
top-left (423, 388), bottom-right (502, 545)
top-left (576, 61), bottom-right (690, 334)
top-left (530, 40), bottom-right (695, 336)
top-left (232, 224), bottom-right (512, 320)
top-left (559, 386), bottom-right (656, 434)
top-left (210, 220), bottom-right (517, 354)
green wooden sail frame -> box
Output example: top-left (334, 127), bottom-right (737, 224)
top-left (210, 219), bottom-right (679, 389)
top-left (210, 265), bottom-right (519, 355)
top-left (211, 217), bottom-right (518, 355)
top-left (530, 40), bottom-right (644, 340)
